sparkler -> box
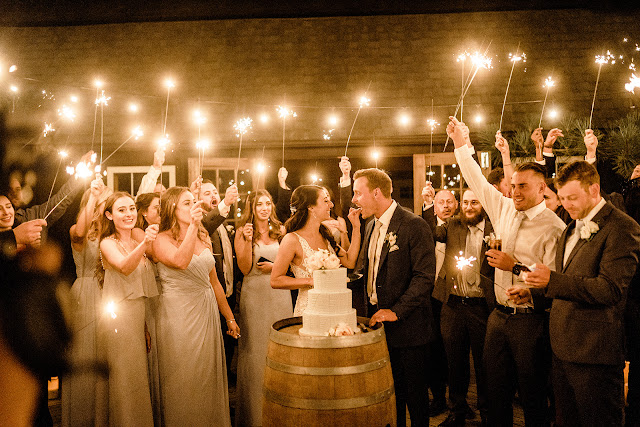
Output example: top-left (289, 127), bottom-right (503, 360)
top-left (196, 138), bottom-right (210, 178)
top-left (163, 79), bottom-right (175, 136)
top-left (498, 47), bottom-right (525, 133)
top-left (58, 104), bottom-right (76, 122)
top-left (626, 73), bottom-right (640, 93)
top-left (455, 251), bottom-right (476, 270)
top-left (538, 76), bottom-right (555, 128)
top-left (277, 105), bottom-right (296, 167)
top-left (43, 150), bottom-right (69, 216)
top-left (100, 126), bottom-right (144, 165)
top-left (106, 301), bottom-right (117, 319)
top-left (344, 82), bottom-right (372, 157)
top-left (457, 52), bottom-right (468, 120)
top-left (234, 117), bottom-right (253, 172)
top-left (590, 52), bottom-right (615, 129)
top-left (427, 99), bottom-right (439, 179)
top-left (193, 109), bottom-right (208, 177)
top-left (91, 80), bottom-right (102, 152)
top-left (443, 47), bottom-right (493, 151)
top-left (9, 85), bottom-right (18, 113)
top-left (95, 90), bottom-right (110, 164)
top-left (43, 123), bottom-right (55, 137)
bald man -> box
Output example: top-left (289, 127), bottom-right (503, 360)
top-left (421, 185), bottom-right (459, 416)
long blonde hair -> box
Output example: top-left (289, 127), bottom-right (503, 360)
top-left (159, 187), bottom-right (210, 247)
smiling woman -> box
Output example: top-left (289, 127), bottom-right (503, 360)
top-left (96, 191), bottom-right (158, 426)
top-left (0, 195), bottom-right (15, 231)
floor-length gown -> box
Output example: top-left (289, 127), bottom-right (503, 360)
top-left (156, 250), bottom-right (231, 427)
top-left (235, 242), bottom-right (293, 426)
top-left (62, 239), bottom-right (108, 426)
top-left (291, 233), bottom-right (336, 316)
top-left (102, 250), bottom-right (158, 427)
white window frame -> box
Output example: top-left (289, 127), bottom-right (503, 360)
top-left (106, 165), bottom-right (176, 194)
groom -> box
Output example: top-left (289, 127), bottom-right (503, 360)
top-left (352, 168), bottom-right (436, 427)
top-left (523, 159), bottom-right (640, 425)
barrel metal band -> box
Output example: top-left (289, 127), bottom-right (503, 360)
top-left (264, 387), bottom-right (394, 410)
top-left (270, 317), bottom-right (385, 348)
top-left (266, 356), bottom-right (389, 376)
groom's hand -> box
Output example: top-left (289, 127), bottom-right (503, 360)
top-left (369, 309), bottom-right (398, 327)
top-left (523, 263), bottom-right (551, 288)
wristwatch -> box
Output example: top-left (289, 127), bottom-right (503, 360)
top-left (512, 263), bottom-right (527, 276)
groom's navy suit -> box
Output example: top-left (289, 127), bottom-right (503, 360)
top-left (543, 201), bottom-right (640, 425)
top-left (357, 202), bottom-right (436, 427)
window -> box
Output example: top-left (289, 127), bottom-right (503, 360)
top-left (106, 166), bottom-right (176, 195)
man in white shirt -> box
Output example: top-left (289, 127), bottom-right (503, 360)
top-left (447, 117), bottom-right (566, 426)
top-left (524, 160), bottom-right (640, 425)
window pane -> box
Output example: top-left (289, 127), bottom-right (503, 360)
top-left (443, 164), bottom-right (462, 194)
top-left (427, 165), bottom-right (442, 189)
top-left (113, 173), bottom-right (132, 193)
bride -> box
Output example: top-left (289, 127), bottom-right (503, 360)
top-left (271, 185), bottom-right (361, 315)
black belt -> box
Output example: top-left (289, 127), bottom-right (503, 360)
top-left (495, 304), bottom-right (535, 315)
top-left (448, 295), bottom-right (486, 306)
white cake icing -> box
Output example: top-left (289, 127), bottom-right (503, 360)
top-left (299, 268), bottom-right (358, 336)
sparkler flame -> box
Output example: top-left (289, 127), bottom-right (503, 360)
top-left (58, 104), bottom-right (76, 121)
top-left (131, 126), bottom-right (144, 140)
top-left (66, 166), bottom-right (75, 175)
top-left (43, 122), bottom-right (55, 137)
top-left (626, 74), bottom-right (640, 94)
top-left (595, 51), bottom-right (616, 65)
top-left (470, 52), bottom-right (493, 70)
top-left (427, 119), bottom-right (439, 131)
top-left (58, 150), bottom-right (68, 158)
top-left (193, 110), bottom-right (207, 125)
top-left (509, 52), bottom-right (527, 63)
top-left (277, 106), bottom-right (296, 119)
top-left (10, 85), bottom-right (18, 93)
top-left (157, 135), bottom-right (170, 149)
top-left (455, 251), bottom-right (476, 270)
top-left (323, 129), bottom-right (334, 140)
top-left (105, 301), bottom-right (117, 319)
top-left (543, 77), bottom-right (555, 88)
top-left (234, 117), bottom-right (253, 136)
top-left (358, 96), bottom-right (371, 108)
top-left (95, 92), bottom-right (110, 106)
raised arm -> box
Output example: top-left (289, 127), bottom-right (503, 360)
top-left (152, 201), bottom-right (204, 269)
top-left (270, 233), bottom-right (313, 290)
top-left (234, 224), bottom-right (254, 275)
top-left (448, 117), bottom-right (507, 224)
top-left (70, 178), bottom-right (104, 249)
top-left (136, 148), bottom-right (164, 196)
top-left (337, 207), bottom-right (362, 268)
top-left (495, 131), bottom-right (513, 188)
top-left (100, 225), bottom-right (158, 276)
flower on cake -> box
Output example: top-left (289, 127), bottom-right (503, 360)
top-left (385, 231), bottom-right (399, 252)
top-left (305, 249), bottom-right (341, 271)
top-left (328, 323), bottom-right (358, 336)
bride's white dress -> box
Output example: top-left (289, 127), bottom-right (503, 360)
top-left (290, 233), bottom-right (336, 316)
top-left (156, 250), bottom-right (230, 427)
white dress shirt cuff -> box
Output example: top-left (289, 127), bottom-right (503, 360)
top-left (339, 176), bottom-right (351, 188)
top-left (218, 199), bottom-right (231, 217)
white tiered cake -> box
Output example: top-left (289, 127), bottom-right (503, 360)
top-left (299, 267), bottom-right (358, 336)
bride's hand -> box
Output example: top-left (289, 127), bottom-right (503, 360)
top-left (226, 321), bottom-right (241, 339)
top-left (348, 207), bottom-right (362, 228)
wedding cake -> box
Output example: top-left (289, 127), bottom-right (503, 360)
top-left (298, 251), bottom-right (358, 336)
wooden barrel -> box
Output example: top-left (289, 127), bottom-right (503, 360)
top-left (263, 316), bottom-right (396, 427)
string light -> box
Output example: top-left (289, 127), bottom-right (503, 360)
top-left (9, 65), bottom-right (17, 73)
top-left (474, 114), bottom-right (483, 123)
top-left (328, 115), bottom-right (339, 126)
top-left (70, 95), bottom-right (79, 103)
top-left (10, 85), bottom-right (18, 93)
top-left (58, 104), bottom-right (76, 121)
top-left (129, 103), bottom-right (139, 113)
top-left (259, 113), bottom-right (269, 123)
top-left (398, 113), bottom-right (411, 126)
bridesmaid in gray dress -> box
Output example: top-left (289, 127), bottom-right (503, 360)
top-left (97, 192), bottom-right (159, 427)
top-left (152, 187), bottom-right (239, 427)
top-left (234, 190), bottom-right (291, 426)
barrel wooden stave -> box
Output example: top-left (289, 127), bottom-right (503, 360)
top-left (263, 318), bottom-right (396, 427)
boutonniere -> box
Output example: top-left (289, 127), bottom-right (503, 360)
top-left (225, 224), bottom-right (235, 235)
top-left (579, 220), bottom-right (599, 241)
top-left (385, 231), bottom-right (399, 252)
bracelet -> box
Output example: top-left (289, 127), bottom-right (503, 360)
top-left (226, 319), bottom-right (236, 323)
top-left (503, 163), bottom-right (511, 167)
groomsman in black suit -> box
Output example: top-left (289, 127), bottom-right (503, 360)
top-left (524, 159), bottom-right (640, 425)
top-left (352, 168), bottom-right (436, 427)
top-left (197, 179), bottom-right (239, 375)
top-left (433, 189), bottom-right (495, 426)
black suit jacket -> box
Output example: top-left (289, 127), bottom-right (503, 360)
top-left (421, 205), bottom-right (437, 236)
top-left (202, 207), bottom-right (236, 290)
top-left (432, 216), bottom-right (496, 309)
top-left (546, 202), bottom-right (640, 365)
top-left (356, 203), bottom-right (436, 348)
